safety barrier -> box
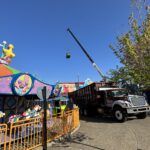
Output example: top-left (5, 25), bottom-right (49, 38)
top-left (73, 108), bottom-right (80, 128)
top-left (47, 109), bottom-right (74, 142)
top-left (0, 124), bottom-right (8, 150)
top-left (0, 108), bottom-right (79, 150)
top-left (8, 117), bottom-right (42, 150)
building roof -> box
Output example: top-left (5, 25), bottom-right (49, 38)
top-left (0, 64), bottom-right (20, 77)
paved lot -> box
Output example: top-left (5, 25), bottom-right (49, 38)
top-left (50, 115), bottom-right (150, 150)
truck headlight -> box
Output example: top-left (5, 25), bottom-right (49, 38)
top-left (124, 102), bottom-right (132, 108)
top-left (127, 103), bottom-right (132, 108)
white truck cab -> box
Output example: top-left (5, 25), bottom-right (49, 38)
top-left (99, 87), bottom-right (150, 122)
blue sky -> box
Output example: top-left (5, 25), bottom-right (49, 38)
top-left (0, 0), bottom-right (132, 84)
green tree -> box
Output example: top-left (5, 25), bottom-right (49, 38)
top-left (109, 1), bottom-right (150, 89)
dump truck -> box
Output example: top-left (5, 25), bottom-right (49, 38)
top-left (68, 82), bottom-right (150, 122)
top-left (67, 29), bottom-right (150, 122)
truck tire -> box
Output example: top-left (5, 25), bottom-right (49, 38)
top-left (113, 107), bottom-right (127, 122)
top-left (136, 112), bottom-right (147, 119)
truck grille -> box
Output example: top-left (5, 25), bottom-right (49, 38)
top-left (131, 97), bottom-right (146, 106)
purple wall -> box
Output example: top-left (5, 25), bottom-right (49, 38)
top-left (0, 77), bottom-right (12, 94)
top-left (0, 76), bottom-right (52, 95)
top-left (29, 80), bottom-right (52, 95)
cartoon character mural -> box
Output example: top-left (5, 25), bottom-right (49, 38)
top-left (59, 83), bottom-right (83, 95)
top-left (52, 83), bottom-right (62, 97)
top-left (14, 74), bottom-right (33, 96)
top-left (0, 41), bottom-right (15, 65)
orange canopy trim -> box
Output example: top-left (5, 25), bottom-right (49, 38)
top-left (0, 64), bottom-right (20, 77)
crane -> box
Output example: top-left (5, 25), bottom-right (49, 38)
top-left (67, 28), bottom-right (107, 81)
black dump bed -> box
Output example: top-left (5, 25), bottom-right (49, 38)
top-left (68, 81), bottom-right (117, 106)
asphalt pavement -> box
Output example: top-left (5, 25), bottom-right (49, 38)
top-left (49, 115), bottom-right (150, 150)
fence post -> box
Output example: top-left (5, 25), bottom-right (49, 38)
top-left (42, 86), bottom-right (47, 150)
top-left (76, 108), bottom-right (79, 127)
top-left (4, 124), bottom-right (7, 150)
top-left (73, 109), bottom-right (76, 128)
top-left (8, 123), bottom-right (13, 150)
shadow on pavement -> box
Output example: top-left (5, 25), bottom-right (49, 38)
top-left (80, 115), bottom-right (136, 123)
top-left (71, 140), bottom-right (105, 150)
top-left (52, 132), bottom-right (104, 150)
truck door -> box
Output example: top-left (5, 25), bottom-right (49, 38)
top-left (97, 91), bottom-right (106, 106)
top-left (106, 91), bottom-right (114, 107)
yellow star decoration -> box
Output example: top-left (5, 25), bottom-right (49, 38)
top-left (3, 44), bottom-right (15, 58)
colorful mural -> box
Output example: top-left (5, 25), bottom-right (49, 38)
top-left (0, 73), bottom-right (53, 96)
top-left (14, 74), bottom-right (33, 96)
top-left (52, 83), bottom-right (62, 97)
top-left (59, 82), bottom-right (84, 95)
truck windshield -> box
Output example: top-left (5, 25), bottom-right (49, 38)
top-left (108, 89), bottom-right (128, 97)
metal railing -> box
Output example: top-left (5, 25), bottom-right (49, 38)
top-left (0, 124), bottom-right (8, 150)
top-left (8, 117), bottom-right (42, 150)
top-left (0, 108), bottom-right (79, 150)
top-left (47, 110), bottom-right (74, 142)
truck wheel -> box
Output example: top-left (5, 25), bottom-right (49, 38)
top-left (113, 107), bottom-right (127, 122)
top-left (136, 112), bottom-right (147, 119)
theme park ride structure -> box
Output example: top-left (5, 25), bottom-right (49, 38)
top-left (0, 41), bottom-right (80, 150)
top-left (0, 41), bottom-right (53, 123)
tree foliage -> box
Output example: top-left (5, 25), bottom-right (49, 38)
top-left (109, 1), bottom-right (150, 89)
